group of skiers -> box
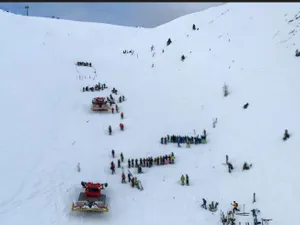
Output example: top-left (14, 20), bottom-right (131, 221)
top-left (108, 123), bottom-right (125, 135)
top-left (201, 198), bottom-right (219, 212)
top-left (111, 150), bottom-right (176, 183)
top-left (112, 87), bottom-right (118, 95)
top-left (161, 130), bottom-right (207, 147)
top-left (82, 82), bottom-right (107, 92)
top-left (119, 95), bottom-right (126, 103)
top-left (122, 49), bottom-right (134, 55)
top-left (180, 174), bottom-right (189, 185)
top-left (76, 61), bottom-right (92, 67)
top-left (125, 172), bottom-right (143, 189)
top-left (111, 104), bottom-right (119, 114)
top-left (127, 153), bottom-right (175, 169)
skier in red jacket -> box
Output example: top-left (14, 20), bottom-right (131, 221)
top-left (120, 123), bottom-right (124, 130)
top-left (110, 161), bottom-right (115, 174)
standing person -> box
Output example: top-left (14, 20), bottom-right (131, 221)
top-left (116, 104), bottom-right (119, 113)
top-left (120, 152), bottom-right (124, 162)
top-left (131, 177), bottom-right (135, 187)
top-left (121, 112), bottom-right (124, 119)
top-left (232, 201), bottom-right (239, 213)
top-left (110, 161), bottom-right (115, 174)
top-left (108, 125), bottom-right (112, 135)
top-left (180, 175), bottom-right (185, 185)
top-left (121, 173), bottom-right (126, 183)
top-left (112, 107), bottom-right (115, 114)
top-left (111, 149), bottom-right (115, 158)
top-left (186, 139), bottom-right (190, 148)
top-left (185, 174), bottom-right (189, 186)
top-left (128, 159), bottom-right (131, 168)
top-left (201, 198), bottom-right (207, 209)
top-left (128, 172), bottom-right (132, 182)
top-left (117, 159), bottom-right (121, 168)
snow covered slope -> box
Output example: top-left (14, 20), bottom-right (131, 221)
top-left (1, 3), bottom-right (300, 225)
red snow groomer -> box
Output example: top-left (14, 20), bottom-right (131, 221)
top-left (72, 181), bottom-right (109, 212)
top-left (91, 97), bottom-right (111, 111)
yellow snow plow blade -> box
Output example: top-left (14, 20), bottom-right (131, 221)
top-left (72, 203), bottom-right (109, 212)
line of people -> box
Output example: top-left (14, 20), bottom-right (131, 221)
top-left (82, 82), bottom-right (107, 92)
top-left (127, 152), bottom-right (175, 169)
top-left (160, 130), bottom-right (207, 147)
top-left (76, 61), bottom-right (92, 67)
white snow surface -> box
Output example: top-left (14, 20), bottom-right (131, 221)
top-left (1, 3), bottom-right (300, 225)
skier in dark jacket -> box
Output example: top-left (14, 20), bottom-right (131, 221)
top-left (161, 137), bottom-right (163, 144)
top-left (164, 137), bottom-right (167, 144)
top-left (111, 149), bottom-right (115, 158)
top-left (120, 152), bottom-right (124, 162)
top-left (108, 125), bottom-right (112, 135)
top-left (121, 173), bottom-right (126, 183)
top-left (117, 159), bottom-right (121, 168)
top-left (135, 159), bottom-right (138, 168)
top-left (128, 172), bottom-right (132, 182)
top-left (137, 165), bottom-right (143, 174)
top-left (121, 112), bottom-right (124, 119)
top-left (201, 198), bottom-right (207, 209)
top-left (128, 159), bottom-right (131, 168)
top-left (283, 129), bottom-right (290, 141)
top-left (131, 177), bottom-right (135, 187)
top-left (143, 158), bottom-right (146, 167)
top-left (185, 174), bottom-right (189, 186)
top-left (110, 161), bottom-right (115, 174)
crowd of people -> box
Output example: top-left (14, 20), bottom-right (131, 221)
top-left (76, 61), bottom-right (92, 67)
top-left (82, 82), bottom-right (107, 92)
top-left (127, 152), bottom-right (175, 170)
top-left (160, 130), bottom-right (207, 147)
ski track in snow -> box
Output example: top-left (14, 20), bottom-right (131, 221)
top-left (1, 3), bottom-right (300, 225)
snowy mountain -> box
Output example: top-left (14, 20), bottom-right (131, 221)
top-left (1, 3), bottom-right (300, 225)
